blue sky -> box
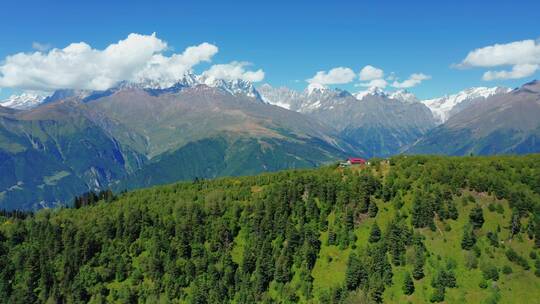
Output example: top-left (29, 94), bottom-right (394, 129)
top-left (0, 0), bottom-right (539, 99)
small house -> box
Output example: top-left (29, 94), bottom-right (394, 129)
top-left (347, 157), bottom-right (366, 165)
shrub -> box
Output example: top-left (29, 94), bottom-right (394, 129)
top-left (486, 231), bottom-right (499, 248)
top-left (506, 248), bottom-right (530, 270)
top-left (403, 272), bottom-right (415, 295)
top-left (481, 264), bottom-right (499, 281)
top-left (469, 206), bottom-right (485, 229)
top-left (465, 252), bottom-right (478, 270)
top-left (429, 287), bottom-right (445, 303)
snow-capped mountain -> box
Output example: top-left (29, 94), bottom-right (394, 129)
top-left (200, 77), bottom-right (262, 100)
top-left (260, 84), bottom-right (422, 114)
top-left (300, 86), bottom-right (352, 112)
top-left (388, 90), bottom-right (419, 103)
top-left (306, 83), bottom-right (328, 95)
top-left (0, 92), bottom-right (47, 109)
top-left (409, 80), bottom-right (540, 155)
top-left (127, 72), bottom-right (262, 100)
top-left (354, 87), bottom-right (419, 103)
top-left (258, 83), bottom-right (436, 157)
top-left (259, 83), bottom-right (352, 113)
top-left (134, 72), bottom-right (199, 90)
top-left (353, 86), bottom-right (387, 100)
top-left (423, 87), bottom-right (511, 123)
top-left (1, 73), bottom-right (264, 110)
top-left (258, 84), bottom-right (302, 110)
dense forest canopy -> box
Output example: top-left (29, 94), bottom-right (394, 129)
top-left (1, 154), bottom-right (540, 303)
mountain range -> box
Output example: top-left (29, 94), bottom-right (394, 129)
top-left (410, 80), bottom-right (540, 155)
top-left (0, 74), bottom-right (539, 210)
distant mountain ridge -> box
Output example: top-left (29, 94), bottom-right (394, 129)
top-left (1, 74), bottom-right (539, 210)
top-left (408, 80), bottom-right (540, 155)
top-left (259, 84), bottom-right (437, 157)
top-left (0, 78), bottom-right (356, 209)
top-left (0, 75), bottom-right (515, 127)
top-left (0, 92), bottom-right (46, 109)
top-left (423, 86), bottom-right (511, 123)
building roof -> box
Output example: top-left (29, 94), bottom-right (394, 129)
top-left (348, 157), bottom-right (366, 163)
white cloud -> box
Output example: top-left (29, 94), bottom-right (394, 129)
top-left (307, 67), bottom-right (356, 85)
top-left (357, 66), bottom-right (429, 89)
top-left (458, 39), bottom-right (540, 80)
top-left (201, 61), bottom-right (264, 83)
top-left (482, 63), bottom-right (539, 81)
top-left (357, 78), bottom-right (388, 88)
top-left (392, 73), bottom-right (431, 88)
top-left (0, 33), bottom-right (219, 91)
top-left (359, 65), bottom-right (384, 81)
top-left (133, 42), bottom-right (218, 87)
top-left (32, 42), bottom-right (52, 52)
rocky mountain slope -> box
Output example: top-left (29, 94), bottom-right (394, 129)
top-left (0, 78), bottom-right (355, 209)
top-left (0, 92), bottom-right (46, 109)
top-left (423, 87), bottom-right (511, 123)
top-left (408, 80), bottom-right (540, 155)
top-left (259, 84), bottom-right (437, 157)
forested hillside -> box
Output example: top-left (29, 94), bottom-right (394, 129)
top-left (1, 155), bottom-right (540, 303)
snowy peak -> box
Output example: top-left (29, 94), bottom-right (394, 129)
top-left (305, 83), bottom-right (328, 95)
top-left (354, 86), bottom-right (387, 100)
top-left (258, 84), bottom-right (301, 110)
top-left (200, 77), bottom-right (262, 100)
top-left (38, 73), bottom-right (264, 106)
top-left (134, 72), bottom-right (199, 90)
top-left (353, 87), bottom-right (419, 103)
top-left (423, 86), bottom-right (511, 123)
top-left (137, 72), bottom-right (264, 101)
top-left (388, 89), bottom-right (418, 103)
top-left (0, 92), bottom-right (47, 109)
top-left (259, 84), bottom-right (353, 113)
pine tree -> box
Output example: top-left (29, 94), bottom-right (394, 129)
top-left (368, 202), bottom-right (379, 218)
top-left (367, 274), bottom-right (385, 303)
top-left (345, 253), bottom-right (367, 291)
top-left (535, 216), bottom-right (540, 248)
top-left (469, 206), bottom-right (484, 230)
top-left (411, 190), bottom-right (434, 228)
top-left (402, 272), bottom-right (415, 295)
top-left (461, 226), bottom-right (476, 250)
top-left (327, 228), bottom-right (337, 246)
top-left (274, 253), bottom-right (291, 283)
top-left (447, 201), bottom-right (459, 220)
top-left (369, 222), bottom-right (381, 243)
top-left (345, 254), bottom-right (357, 290)
top-left (359, 195), bottom-right (370, 214)
top-left (510, 208), bottom-right (521, 238)
top-left (412, 248), bottom-right (425, 280)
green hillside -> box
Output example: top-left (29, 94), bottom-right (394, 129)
top-left (117, 134), bottom-right (347, 191)
top-left (0, 110), bottom-right (144, 210)
top-left (1, 155), bottom-right (539, 303)
top-left (0, 87), bottom-right (355, 210)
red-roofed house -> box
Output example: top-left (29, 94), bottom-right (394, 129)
top-left (347, 157), bottom-right (366, 165)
